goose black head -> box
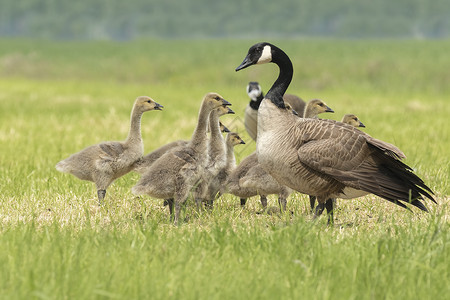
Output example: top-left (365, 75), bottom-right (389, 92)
top-left (236, 42), bottom-right (274, 71)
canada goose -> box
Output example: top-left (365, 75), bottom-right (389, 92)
top-left (245, 82), bottom-right (306, 141)
top-left (131, 92), bottom-right (231, 224)
top-left (235, 42), bottom-right (435, 221)
top-left (193, 105), bottom-right (235, 207)
top-left (56, 96), bottom-right (163, 204)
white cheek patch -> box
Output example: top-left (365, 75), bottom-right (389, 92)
top-left (257, 45), bottom-right (272, 64)
top-left (247, 88), bottom-right (262, 101)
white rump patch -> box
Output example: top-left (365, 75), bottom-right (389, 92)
top-left (257, 45), bottom-right (272, 64)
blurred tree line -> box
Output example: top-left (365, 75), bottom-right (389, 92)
top-left (1, 0), bottom-right (449, 40)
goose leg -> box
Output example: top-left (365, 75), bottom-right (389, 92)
top-left (314, 202), bottom-right (325, 219)
top-left (205, 199), bottom-right (214, 210)
top-left (97, 189), bottom-right (106, 205)
top-left (309, 195), bottom-right (317, 212)
top-left (325, 198), bottom-right (335, 225)
top-left (260, 195), bottom-right (268, 208)
top-left (240, 198), bottom-right (247, 207)
top-left (165, 198), bottom-right (174, 218)
top-left (278, 195), bottom-right (287, 212)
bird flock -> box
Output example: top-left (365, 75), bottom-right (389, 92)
top-left (56, 42), bottom-right (436, 224)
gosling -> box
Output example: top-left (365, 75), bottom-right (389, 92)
top-left (56, 96), bottom-right (163, 204)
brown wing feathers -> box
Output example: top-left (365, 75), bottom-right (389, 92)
top-left (332, 142), bottom-right (434, 211)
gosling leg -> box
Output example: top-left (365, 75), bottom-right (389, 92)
top-left (240, 198), bottom-right (247, 207)
top-left (97, 189), bottom-right (106, 206)
top-left (165, 198), bottom-right (174, 219)
top-left (278, 196), bottom-right (287, 212)
top-left (260, 195), bottom-right (268, 208)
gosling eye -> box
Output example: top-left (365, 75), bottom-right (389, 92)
top-left (147, 100), bottom-right (151, 103)
top-left (214, 96), bottom-right (220, 100)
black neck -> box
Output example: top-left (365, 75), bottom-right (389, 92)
top-left (249, 92), bottom-right (265, 110)
top-left (265, 46), bottom-right (293, 109)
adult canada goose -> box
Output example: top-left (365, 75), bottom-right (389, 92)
top-left (56, 96), bottom-right (163, 204)
top-left (235, 42), bottom-right (435, 220)
top-left (132, 92), bottom-right (231, 224)
top-left (245, 82), bottom-right (306, 141)
top-left (133, 121), bottom-right (230, 175)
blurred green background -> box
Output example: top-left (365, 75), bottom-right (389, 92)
top-left (1, 0), bottom-right (450, 40)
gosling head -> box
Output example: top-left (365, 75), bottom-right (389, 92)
top-left (342, 114), bottom-right (365, 128)
top-left (284, 103), bottom-right (299, 116)
top-left (204, 92), bottom-right (231, 110)
top-left (305, 99), bottom-right (334, 117)
top-left (135, 96), bottom-right (163, 112)
top-left (227, 132), bottom-right (246, 146)
top-left (216, 104), bottom-right (235, 117)
top-left (247, 82), bottom-right (263, 102)
top-left (219, 122), bottom-right (230, 133)
top-left (236, 42), bottom-right (275, 71)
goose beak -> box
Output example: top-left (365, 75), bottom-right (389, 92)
top-left (236, 55), bottom-right (253, 71)
top-left (359, 121), bottom-right (366, 128)
top-left (154, 103), bottom-right (163, 110)
top-left (325, 106), bottom-right (334, 113)
top-left (227, 107), bottom-right (235, 114)
top-left (221, 99), bottom-right (232, 106)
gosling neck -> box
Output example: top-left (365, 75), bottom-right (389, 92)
top-left (125, 106), bottom-right (143, 145)
top-left (208, 109), bottom-right (225, 159)
top-left (264, 46), bottom-right (293, 110)
top-left (303, 105), bottom-right (317, 119)
top-left (189, 100), bottom-right (211, 153)
top-left (225, 141), bottom-right (236, 169)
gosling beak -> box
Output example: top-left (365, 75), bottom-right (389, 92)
top-left (221, 99), bottom-right (232, 106)
top-left (359, 121), bottom-right (366, 128)
top-left (222, 126), bottom-right (230, 133)
top-left (227, 107), bottom-right (235, 114)
top-left (240, 140), bottom-right (246, 145)
top-left (154, 103), bottom-right (163, 111)
top-left (325, 106), bottom-right (334, 113)
top-left (236, 54), bottom-right (253, 71)
top-left (292, 109), bottom-right (299, 116)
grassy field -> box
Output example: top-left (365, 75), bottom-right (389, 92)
top-left (0, 39), bottom-right (449, 299)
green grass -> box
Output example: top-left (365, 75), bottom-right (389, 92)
top-left (0, 39), bottom-right (449, 299)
